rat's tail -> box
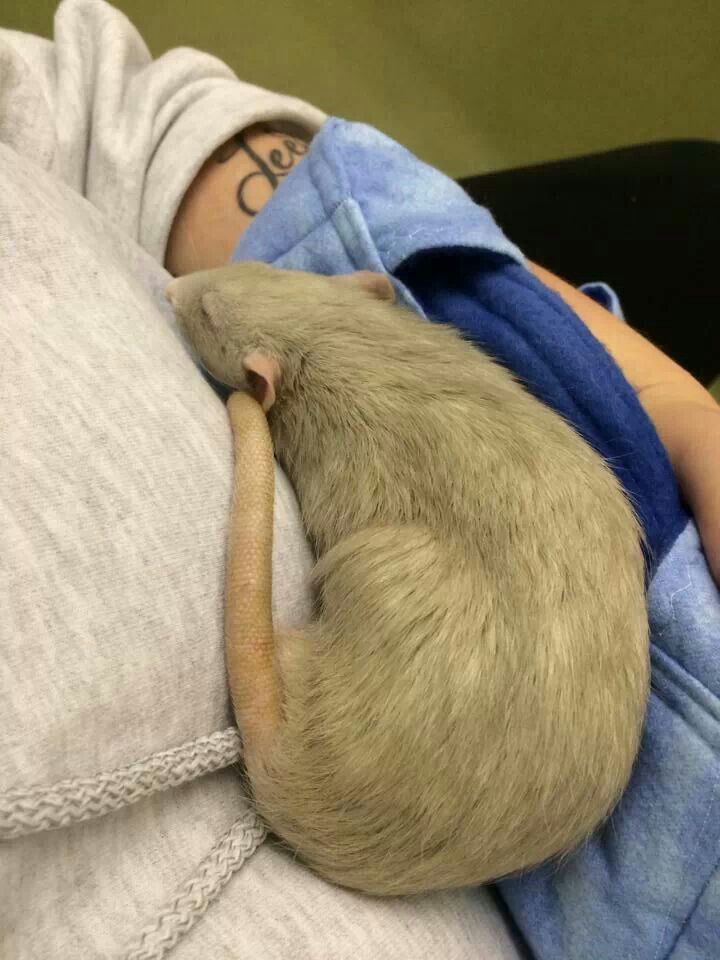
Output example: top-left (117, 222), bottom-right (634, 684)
top-left (225, 392), bottom-right (284, 770)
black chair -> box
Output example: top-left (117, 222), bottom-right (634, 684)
top-left (457, 140), bottom-right (720, 387)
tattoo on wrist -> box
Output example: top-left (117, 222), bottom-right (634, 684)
top-left (214, 127), bottom-right (310, 217)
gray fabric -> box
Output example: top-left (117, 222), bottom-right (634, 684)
top-left (0, 140), bottom-right (315, 791)
top-left (0, 2), bottom-right (527, 956)
top-left (3, 773), bottom-right (522, 959)
top-left (0, 0), bottom-right (327, 262)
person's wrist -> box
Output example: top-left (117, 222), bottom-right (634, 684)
top-left (679, 406), bottom-right (720, 584)
top-left (644, 394), bottom-right (720, 583)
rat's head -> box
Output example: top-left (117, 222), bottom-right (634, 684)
top-left (166, 262), bottom-right (395, 412)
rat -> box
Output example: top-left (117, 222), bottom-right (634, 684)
top-left (165, 261), bottom-right (650, 897)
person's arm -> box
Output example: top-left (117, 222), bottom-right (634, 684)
top-left (165, 123), bottom-right (310, 276)
top-left (528, 260), bottom-right (720, 585)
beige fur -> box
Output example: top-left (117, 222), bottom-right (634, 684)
top-left (167, 262), bottom-right (650, 896)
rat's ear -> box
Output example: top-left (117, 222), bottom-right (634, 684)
top-left (332, 271), bottom-right (396, 302)
top-left (242, 351), bottom-right (281, 412)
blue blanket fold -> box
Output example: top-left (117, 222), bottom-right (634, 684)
top-left (233, 117), bottom-right (720, 960)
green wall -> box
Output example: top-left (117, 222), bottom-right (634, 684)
top-left (4, 0), bottom-right (719, 176)
top-left (4, 1), bottom-right (718, 396)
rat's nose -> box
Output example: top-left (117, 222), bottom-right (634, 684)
top-left (165, 278), bottom-right (181, 305)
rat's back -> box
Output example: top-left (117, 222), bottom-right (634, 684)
top-left (253, 285), bottom-right (650, 896)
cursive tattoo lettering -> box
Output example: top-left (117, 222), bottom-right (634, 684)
top-left (214, 127), bottom-right (310, 217)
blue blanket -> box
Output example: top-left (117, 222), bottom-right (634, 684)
top-left (233, 118), bottom-right (720, 960)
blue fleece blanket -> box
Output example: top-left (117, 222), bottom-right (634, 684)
top-left (233, 118), bottom-right (720, 960)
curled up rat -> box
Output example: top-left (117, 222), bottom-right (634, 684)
top-left (166, 262), bottom-right (650, 897)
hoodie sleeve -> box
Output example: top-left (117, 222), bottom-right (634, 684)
top-left (0, 0), bottom-right (327, 263)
